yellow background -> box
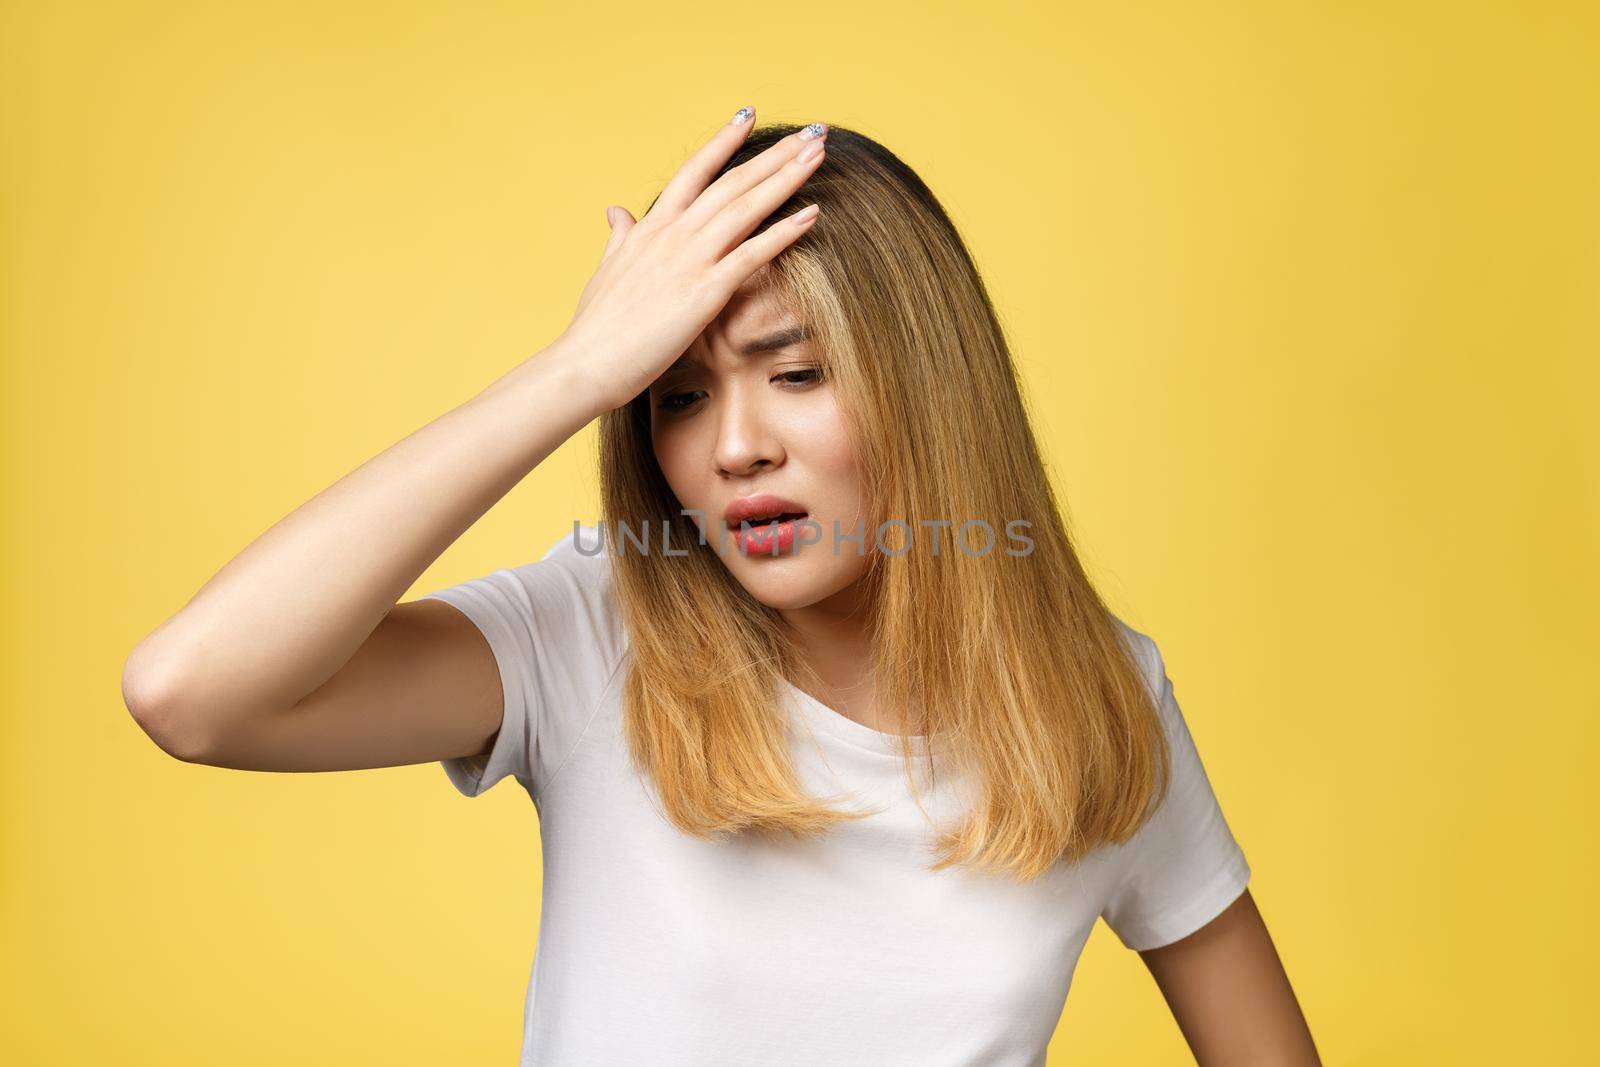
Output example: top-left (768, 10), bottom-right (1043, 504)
top-left (4, 2), bottom-right (1595, 1062)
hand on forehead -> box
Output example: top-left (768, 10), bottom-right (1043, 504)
top-left (687, 279), bottom-right (807, 360)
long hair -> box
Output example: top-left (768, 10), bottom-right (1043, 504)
top-left (597, 122), bottom-right (1168, 881)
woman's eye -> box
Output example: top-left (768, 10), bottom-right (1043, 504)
top-left (657, 391), bottom-right (703, 412)
top-left (657, 370), bottom-right (821, 412)
top-left (774, 368), bottom-right (823, 386)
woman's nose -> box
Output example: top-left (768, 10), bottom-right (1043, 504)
top-left (712, 384), bottom-right (783, 477)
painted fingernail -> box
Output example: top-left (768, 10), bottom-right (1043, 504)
top-left (798, 122), bottom-right (827, 140)
top-left (730, 106), bottom-right (755, 125)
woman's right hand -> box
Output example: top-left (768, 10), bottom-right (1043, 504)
top-left (121, 109), bottom-right (833, 772)
top-left (554, 109), bottom-right (828, 412)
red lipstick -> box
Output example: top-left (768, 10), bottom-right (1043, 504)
top-left (723, 494), bottom-right (809, 556)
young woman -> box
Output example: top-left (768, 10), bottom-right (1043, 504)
top-left (123, 108), bottom-right (1319, 1065)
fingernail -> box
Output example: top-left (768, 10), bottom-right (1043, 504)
top-left (797, 141), bottom-right (823, 163)
top-left (730, 106), bottom-right (754, 125)
top-left (798, 122), bottom-right (827, 140)
top-left (791, 204), bottom-right (821, 226)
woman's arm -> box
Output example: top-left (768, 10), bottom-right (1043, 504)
top-left (120, 108), bottom-right (829, 771)
top-left (1139, 889), bottom-right (1321, 1065)
top-left (120, 344), bottom-right (610, 766)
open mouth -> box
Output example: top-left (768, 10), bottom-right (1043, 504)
top-left (741, 511), bottom-right (808, 527)
top-left (730, 511), bottom-right (810, 555)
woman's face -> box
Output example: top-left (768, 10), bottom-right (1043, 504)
top-left (648, 279), bottom-right (870, 612)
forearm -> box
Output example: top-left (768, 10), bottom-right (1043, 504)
top-left (123, 339), bottom-right (607, 739)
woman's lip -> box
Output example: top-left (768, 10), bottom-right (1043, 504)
top-left (731, 515), bottom-right (808, 556)
top-left (723, 494), bottom-right (809, 526)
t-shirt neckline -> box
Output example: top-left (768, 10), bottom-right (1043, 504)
top-left (781, 680), bottom-right (950, 758)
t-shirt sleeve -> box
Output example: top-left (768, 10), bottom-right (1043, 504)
top-left (416, 525), bottom-right (624, 800)
top-left (1099, 624), bottom-right (1252, 951)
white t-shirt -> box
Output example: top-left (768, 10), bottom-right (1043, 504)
top-left (421, 525), bottom-right (1250, 1066)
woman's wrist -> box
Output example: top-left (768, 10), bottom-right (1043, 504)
top-left (541, 331), bottom-right (627, 415)
top-left (475, 333), bottom-right (620, 425)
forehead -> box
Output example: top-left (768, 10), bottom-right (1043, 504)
top-left (681, 278), bottom-right (809, 359)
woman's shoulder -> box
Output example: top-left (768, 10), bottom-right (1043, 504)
top-left (1108, 613), bottom-right (1166, 705)
top-left (538, 522), bottom-right (614, 581)
top-left (422, 523), bottom-right (622, 648)
top-left (534, 522), bottom-right (623, 633)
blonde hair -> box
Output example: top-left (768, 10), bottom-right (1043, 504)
top-left (597, 123), bottom-right (1168, 881)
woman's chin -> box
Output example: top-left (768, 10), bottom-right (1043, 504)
top-left (730, 559), bottom-right (869, 614)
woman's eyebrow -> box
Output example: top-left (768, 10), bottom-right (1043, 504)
top-left (663, 324), bottom-right (812, 375)
top-left (739, 324), bottom-right (811, 355)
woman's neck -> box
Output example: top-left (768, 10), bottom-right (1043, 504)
top-left (779, 582), bottom-right (912, 736)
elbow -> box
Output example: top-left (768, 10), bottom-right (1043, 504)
top-left (122, 640), bottom-right (217, 765)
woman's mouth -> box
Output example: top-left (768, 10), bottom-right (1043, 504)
top-left (732, 512), bottom-right (809, 556)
